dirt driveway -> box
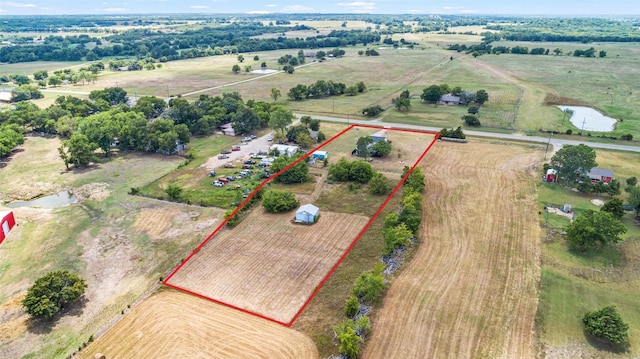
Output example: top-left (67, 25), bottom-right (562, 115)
top-left (203, 132), bottom-right (275, 170)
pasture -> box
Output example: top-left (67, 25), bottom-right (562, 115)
top-left (79, 289), bottom-right (318, 359)
top-left (166, 209), bottom-right (370, 324)
top-left (363, 139), bottom-right (542, 358)
top-left (537, 149), bottom-right (640, 357)
top-left (0, 136), bottom-right (223, 359)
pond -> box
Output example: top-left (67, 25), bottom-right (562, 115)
top-left (558, 106), bottom-right (617, 132)
top-left (6, 190), bottom-right (78, 209)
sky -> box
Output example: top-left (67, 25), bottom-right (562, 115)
top-left (0, 0), bottom-right (639, 16)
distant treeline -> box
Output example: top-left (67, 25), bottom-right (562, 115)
top-left (0, 23), bottom-right (380, 63)
top-left (447, 43), bottom-right (606, 58)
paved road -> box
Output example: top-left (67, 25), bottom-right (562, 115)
top-left (301, 114), bottom-right (640, 154)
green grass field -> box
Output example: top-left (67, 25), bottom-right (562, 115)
top-left (537, 149), bottom-right (640, 355)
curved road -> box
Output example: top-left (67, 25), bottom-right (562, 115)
top-left (301, 114), bottom-right (640, 153)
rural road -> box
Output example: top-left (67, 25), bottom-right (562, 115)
top-left (301, 114), bottom-right (640, 154)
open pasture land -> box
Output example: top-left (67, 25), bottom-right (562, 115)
top-left (477, 42), bottom-right (640, 137)
top-left (537, 149), bottom-right (640, 357)
top-left (165, 209), bottom-right (370, 324)
top-left (0, 136), bottom-right (224, 359)
top-left (363, 139), bottom-right (541, 358)
top-left (0, 60), bottom-right (86, 77)
top-left (80, 289), bottom-right (318, 359)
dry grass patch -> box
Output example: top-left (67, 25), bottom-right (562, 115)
top-left (167, 208), bottom-right (369, 324)
top-left (80, 289), bottom-right (318, 359)
top-left (363, 140), bottom-right (541, 358)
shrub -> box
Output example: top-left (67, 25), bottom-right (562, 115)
top-left (351, 263), bottom-right (385, 303)
top-left (344, 295), bottom-right (360, 317)
top-left (369, 172), bottom-right (391, 195)
top-left (583, 306), bottom-right (629, 345)
top-left (262, 189), bottom-right (299, 213)
top-left (362, 105), bottom-right (384, 117)
top-left (22, 270), bottom-right (87, 319)
top-left (462, 114), bottom-right (481, 127)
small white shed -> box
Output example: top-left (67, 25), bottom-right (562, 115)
top-left (296, 204), bottom-right (319, 224)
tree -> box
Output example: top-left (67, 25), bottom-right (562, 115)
top-left (334, 320), bottom-right (363, 358)
top-left (349, 161), bottom-right (374, 184)
top-left (262, 189), bottom-right (299, 213)
top-left (565, 210), bottom-right (627, 252)
top-left (626, 176), bottom-right (637, 187)
top-left (261, 61), bottom-right (267, 70)
top-left (352, 263), bottom-right (385, 303)
top-left (405, 168), bottom-right (425, 193)
top-left (237, 54), bottom-right (244, 62)
top-left (47, 76), bottom-right (62, 87)
top-left (295, 132), bottom-right (315, 149)
top-left (421, 85), bottom-right (443, 103)
top-left (384, 222), bottom-right (413, 255)
top-left (599, 50), bottom-right (607, 58)
top-left (362, 105), bottom-right (384, 117)
top-left (344, 295), bottom-right (360, 317)
top-left (627, 186), bottom-right (640, 219)
top-left (89, 87), bottom-right (128, 106)
top-left (231, 64), bottom-right (241, 73)
top-left (270, 88), bottom-right (281, 102)
top-left (371, 140), bottom-right (392, 157)
top-left (270, 155), bottom-right (308, 184)
top-left (268, 107), bottom-right (294, 137)
top-left (232, 107), bottom-right (261, 135)
top-left (583, 306), bottom-right (629, 345)
top-left (133, 96), bottom-right (167, 119)
top-left (22, 270), bottom-right (87, 319)
top-left (60, 133), bottom-right (98, 169)
top-left (165, 184), bottom-right (183, 201)
top-left (475, 89), bottom-right (489, 105)
top-left (601, 198), bottom-right (625, 219)
top-left (392, 96), bottom-right (410, 111)
top-left (253, 55), bottom-right (259, 61)
top-left (550, 144), bottom-right (597, 186)
top-left (355, 136), bottom-right (373, 159)
top-left (462, 114), bottom-right (481, 127)
top-left (329, 157), bottom-right (352, 181)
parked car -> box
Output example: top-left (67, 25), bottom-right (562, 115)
top-left (243, 164), bottom-right (253, 169)
top-left (212, 181), bottom-right (223, 187)
top-left (218, 154), bottom-right (229, 159)
top-left (219, 178), bottom-right (230, 184)
top-left (226, 176), bottom-right (236, 181)
top-left (244, 160), bottom-right (256, 165)
top-left (266, 136), bottom-right (273, 142)
top-left (209, 170), bottom-right (216, 176)
top-left (231, 145), bottom-right (241, 151)
top-left (221, 149), bottom-right (231, 154)
top-left (223, 163), bottom-right (235, 168)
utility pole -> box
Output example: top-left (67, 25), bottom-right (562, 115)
top-left (544, 132), bottom-right (553, 160)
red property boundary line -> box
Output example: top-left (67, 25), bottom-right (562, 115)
top-left (163, 124), bottom-right (440, 327)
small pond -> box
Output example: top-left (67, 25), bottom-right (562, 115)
top-left (6, 190), bottom-right (78, 209)
top-left (558, 106), bottom-right (617, 132)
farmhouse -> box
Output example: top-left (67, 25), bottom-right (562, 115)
top-left (295, 204), bottom-right (319, 224)
top-left (0, 92), bottom-right (12, 103)
top-left (353, 136), bottom-right (389, 156)
top-left (0, 211), bottom-right (16, 245)
top-left (312, 150), bottom-right (328, 160)
top-left (438, 94), bottom-right (461, 105)
top-left (587, 167), bottom-right (614, 183)
top-left (270, 144), bottom-right (299, 157)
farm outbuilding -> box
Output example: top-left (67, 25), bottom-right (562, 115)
top-left (587, 167), bottom-right (614, 183)
top-left (0, 210), bottom-right (16, 245)
top-left (312, 151), bottom-right (328, 160)
top-left (295, 204), bottom-right (319, 224)
top-left (270, 144), bottom-right (299, 157)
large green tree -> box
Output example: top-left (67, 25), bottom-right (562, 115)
top-left (270, 155), bottom-right (308, 184)
top-left (550, 144), bottom-right (597, 186)
top-left (627, 186), bottom-right (640, 219)
top-left (59, 133), bottom-right (98, 169)
top-left (22, 270), bottom-right (87, 319)
top-left (565, 210), bottom-right (626, 252)
top-left (262, 189), bottom-right (299, 213)
top-left (421, 84), bottom-right (443, 103)
top-left (268, 106), bottom-right (294, 137)
top-left (355, 136), bottom-right (373, 159)
top-left (583, 306), bottom-right (629, 345)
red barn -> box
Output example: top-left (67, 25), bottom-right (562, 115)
top-left (0, 211), bottom-right (16, 245)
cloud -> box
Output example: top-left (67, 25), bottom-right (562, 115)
top-left (443, 6), bottom-right (464, 10)
top-left (282, 5), bottom-right (315, 12)
top-left (266, 4), bottom-right (277, 7)
top-left (246, 10), bottom-right (271, 14)
top-left (191, 5), bottom-right (209, 9)
top-left (4, 2), bottom-right (37, 8)
top-left (336, 1), bottom-right (376, 12)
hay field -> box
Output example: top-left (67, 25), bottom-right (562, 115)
top-left (80, 289), bottom-right (318, 359)
top-left (363, 140), bottom-right (541, 358)
top-left (166, 209), bottom-right (370, 324)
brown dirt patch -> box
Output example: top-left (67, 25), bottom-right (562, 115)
top-left (363, 140), bottom-right (541, 358)
top-left (72, 183), bottom-right (110, 202)
top-left (79, 289), bottom-right (318, 359)
top-left (0, 293), bottom-right (28, 344)
top-left (133, 206), bottom-right (181, 240)
top-left (1, 182), bottom-right (64, 202)
top-left (167, 208), bottom-right (370, 324)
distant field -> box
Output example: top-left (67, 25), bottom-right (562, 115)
top-left (0, 61), bottom-right (86, 76)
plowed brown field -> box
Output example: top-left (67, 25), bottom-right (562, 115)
top-left (80, 289), bottom-right (317, 359)
top-left (363, 140), bottom-right (541, 358)
top-left (167, 209), bottom-right (370, 324)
